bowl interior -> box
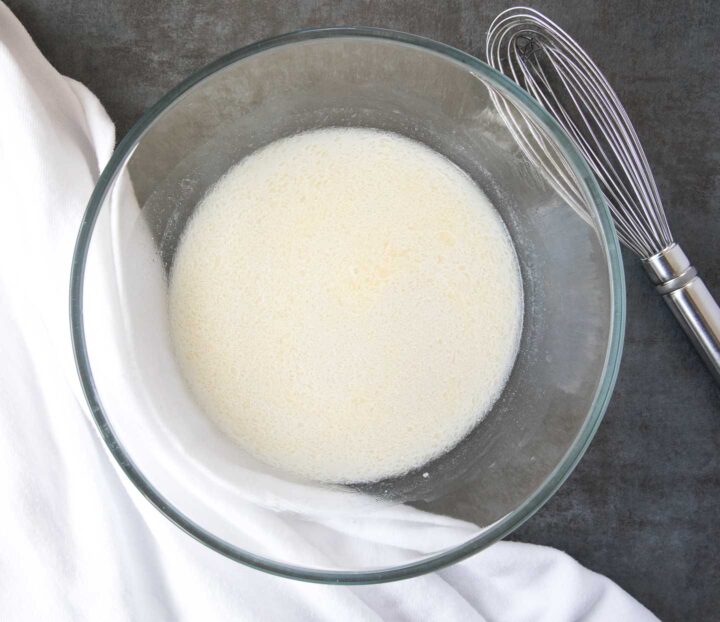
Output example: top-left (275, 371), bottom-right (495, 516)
top-left (73, 30), bottom-right (623, 581)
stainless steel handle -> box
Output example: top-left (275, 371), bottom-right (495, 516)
top-left (643, 243), bottom-right (720, 384)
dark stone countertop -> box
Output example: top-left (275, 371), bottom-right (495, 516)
top-left (8, 1), bottom-right (719, 619)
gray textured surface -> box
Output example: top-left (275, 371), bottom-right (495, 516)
top-left (8, 0), bottom-right (719, 619)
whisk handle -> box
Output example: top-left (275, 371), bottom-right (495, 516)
top-left (643, 244), bottom-right (720, 384)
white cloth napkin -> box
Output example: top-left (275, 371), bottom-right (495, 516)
top-left (0, 3), bottom-right (659, 620)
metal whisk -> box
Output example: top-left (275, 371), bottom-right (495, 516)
top-left (487, 6), bottom-right (720, 383)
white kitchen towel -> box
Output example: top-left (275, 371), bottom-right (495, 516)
top-left (0, 3), bottom-right (659, 620)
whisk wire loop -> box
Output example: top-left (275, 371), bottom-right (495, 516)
top-left (486, 7), bottom-right (673, 257)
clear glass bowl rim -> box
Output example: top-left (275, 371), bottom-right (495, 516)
top-left (69, 26), bottom-right (626, 585)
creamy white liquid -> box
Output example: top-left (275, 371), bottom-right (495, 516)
top-left (169, 128), bottom-right (523, 484)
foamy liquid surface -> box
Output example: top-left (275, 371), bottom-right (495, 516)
top-left (169, 128), bottom-right (523, 483)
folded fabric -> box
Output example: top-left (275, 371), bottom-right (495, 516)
top-left (0, 3), bottom-right (658, 620)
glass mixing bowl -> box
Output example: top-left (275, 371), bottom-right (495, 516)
top-left (70, 28), bottom-right (625, 583)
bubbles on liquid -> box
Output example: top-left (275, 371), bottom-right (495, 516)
top-left (169, 127), bottom-right (523, 484)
